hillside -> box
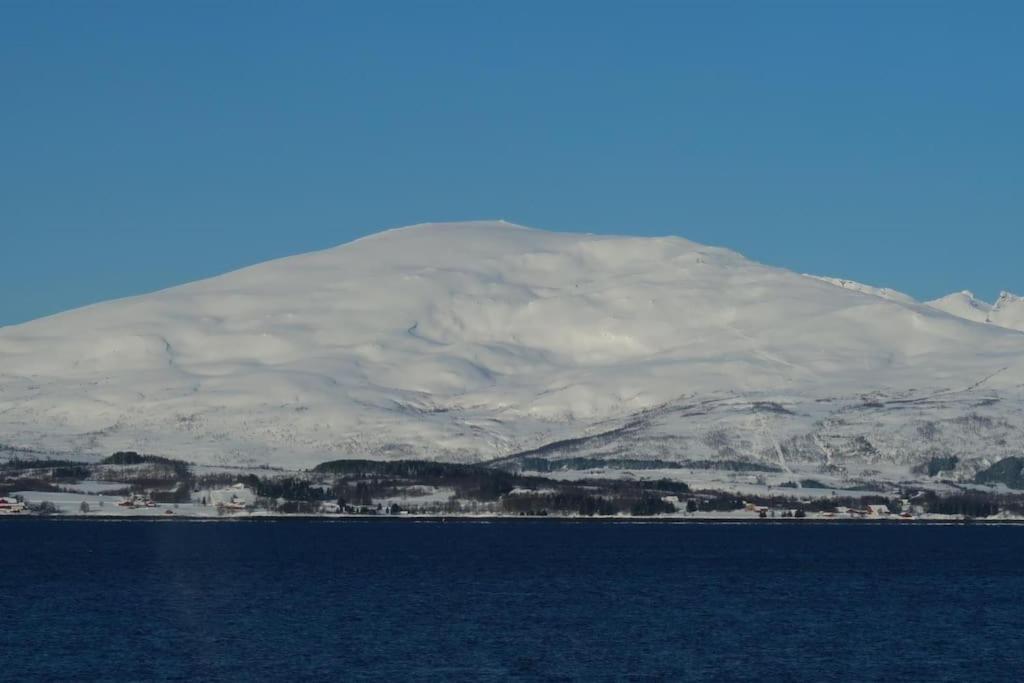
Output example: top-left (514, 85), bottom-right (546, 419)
top-left (2, 221), bottom-right (1024, 486)
top-left (926, 290), bottom-right (1024, 332)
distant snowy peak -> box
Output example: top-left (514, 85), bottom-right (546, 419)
top-left (989, 291), bottom-right (1024, 332)
top-left (923, 290), bottom-right (1024, 332)
top-left (993, 290), bottom-right (1024, 308)
top-left (926, 291), bottom-right (993, 324)
top-left (804, 275), bottom-right (917, 304)
top-left (801, 278), bottom-right (1024, 333)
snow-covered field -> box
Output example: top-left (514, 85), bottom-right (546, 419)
top-left (2, 221), bottom-right (1024, 489)
top-left (12, 490), bottom-right (202, 516)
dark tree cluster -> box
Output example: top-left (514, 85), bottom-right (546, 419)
top-left (335, 479), bottom-right (403, 506)
top-left (0, 459), bottom-right (91, 481)
top-left (503, 456), bottom-right (780, 474)
top-left (693, 493), bottom-right (746, 512)
top-left (916, 491), bottom-right (1000, 518)
top-left (316, 459), bottom-right (536, 501)
top-left (240, 475), bottom-right (335, 502)
top-left (103, 451), bottom-right (188, 473)
top-left (975, 457), bottom-right (1024, 489)
top-left (913, 455), bottom-right (960, 477)
top-left (502, 492), bottom-right (619, 516)
top-left (275, 500), bottom-right (322, 514)
top-left (629, 496), bottom-right (677, 516)
top-left (150, 482), bottom-right (193, 504)
top-left (0, 478), bottom-right (61, 497)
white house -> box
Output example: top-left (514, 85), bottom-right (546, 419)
top-left (0, 497), bottom-right (26, 514)
top-left (209, 483), bottom-right (257, 510)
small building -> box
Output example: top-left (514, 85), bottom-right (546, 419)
top-left (209, 483), bottom-right (257, 510)
top-left (867, 504), bottom-right (890, 517)
top-left (116, 494), bottom-right (156, 509)
top-left (0, 497), bottom-right (26, 514)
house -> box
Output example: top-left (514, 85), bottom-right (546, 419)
top-left (867, 504), bottom-right (890, 517)
top-left (116, 494), bottom-right (156, 509)
top-left (209, 483), bottom-right (257, 511)
top-left (0, 497), bottom-right (26, 514)
top-left (320, 502), bottom-right (341, 514)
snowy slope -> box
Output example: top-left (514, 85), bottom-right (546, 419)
top-left (927, 291), bottom-right (993, 324)
top-left (926, 290), bottom-right (1024, 333)
top-left (805, 281), bottom-right (1024, 335)
top-left (988, 292), bottom-right (1024, 332)
top-left (2, 221), bottom-right (1024, 475)
top-left (804, 275), bottom-right (917, 305)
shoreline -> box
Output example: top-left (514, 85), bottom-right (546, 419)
top-left (4, 513), bottom-right (1023, 525)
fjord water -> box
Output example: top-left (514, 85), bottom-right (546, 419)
top-left (3, 521), bottom-right (1022, 681)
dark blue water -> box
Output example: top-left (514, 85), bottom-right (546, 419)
top-left (2, 520), bottom-right (1023, 681)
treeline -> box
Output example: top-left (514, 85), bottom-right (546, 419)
top-left (294, 460), bottom-right (695, 514)
top-left (502, 491), bottom-right (675, 516)
top-left (315, 459), bottom-right (487, 478)
top-left (239, 475), bottom-right (336, 502)
top-left (502, 479), bottom-right (689, 516)
top-left (506, 457), bottom-right (689, 473)
top-left (501, 456), bottom-right (780, 474)
top-left (102, 451), bottom-right (190, 478)
top-left (577, 477), bottom-right (689, 497)
top-left (0, 478), bottom-right (62, 497)
top-left (0, 452), bottom-right (191, 483)
top-left (98, 451), bottom-right (194, 501)
top-left (0, 458), bottom-right (92, 497)
top-left (913, 491), bottom-right (1003, 518)
top-left (315, 459), bottom-right (547, 501)
top-left (149, 482), bottom-right (193, 504)
top-left (0, 458), bottom-right (92, 481)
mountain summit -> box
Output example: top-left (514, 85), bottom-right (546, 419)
top-left (2, 221), bottom-right (1024, 471)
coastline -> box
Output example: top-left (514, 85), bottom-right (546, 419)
top-left (4, 513), bottom-right (1023, 524)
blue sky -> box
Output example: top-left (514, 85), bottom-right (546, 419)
top-left (1, 1), bottom-right (1021, 326)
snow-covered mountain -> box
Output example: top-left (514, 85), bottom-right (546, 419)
top-left (2, 221), bottom-right (1024, 481)
top-left (927, 291), bottom-right (993, 324)
top-left (808, 278), bottom-right (1024, 334)
top-left (988, 292), bottom-right (1024, 332)
top-left (926, 290), bottom-right (1024, 332)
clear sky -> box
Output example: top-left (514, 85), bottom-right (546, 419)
top-left (2, 1), bottom-right (1021, 326)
